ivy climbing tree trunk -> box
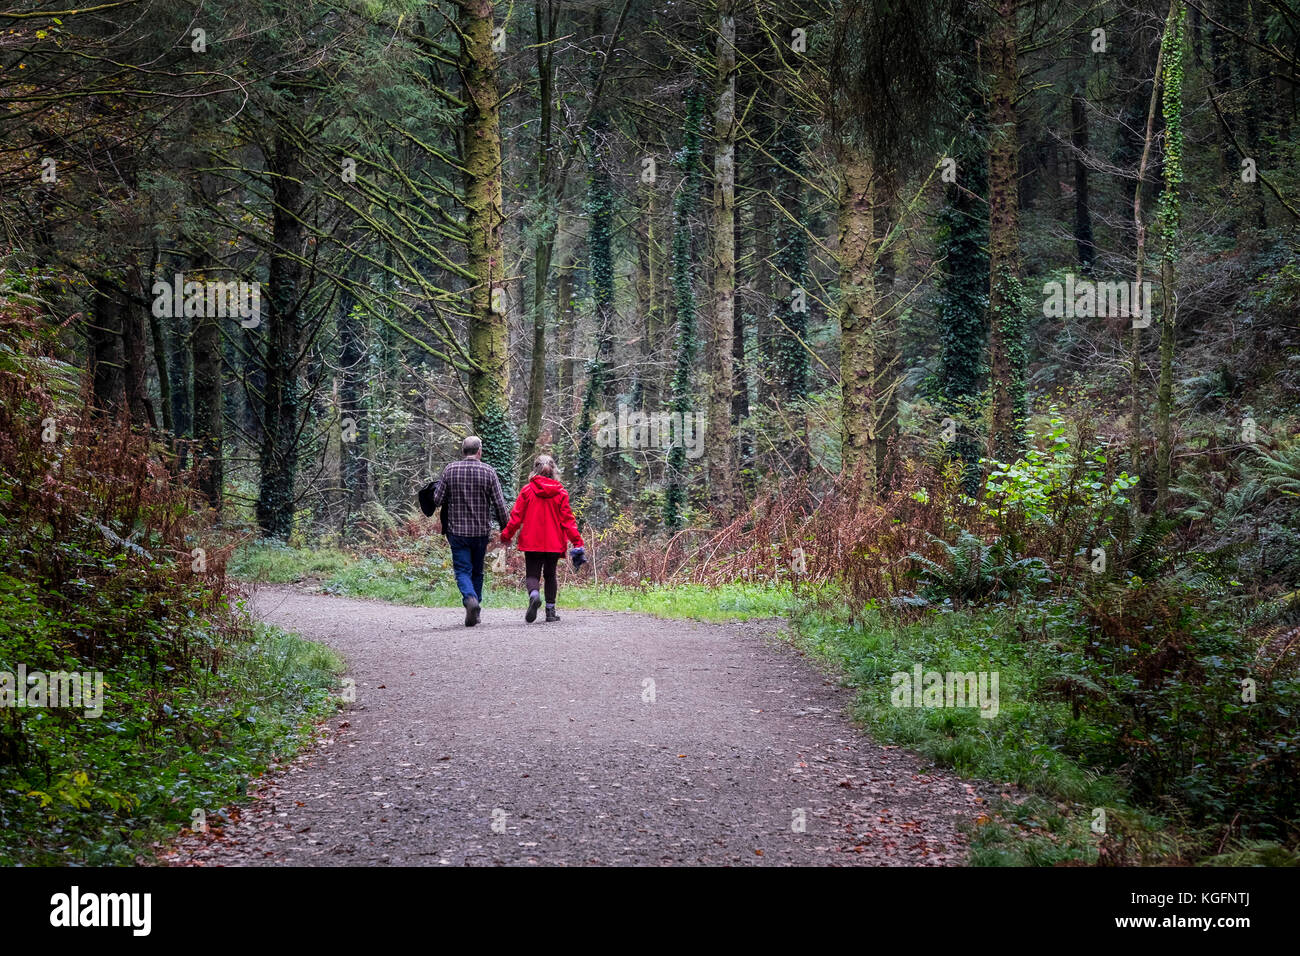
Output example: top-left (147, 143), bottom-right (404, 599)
top-left (707, 2), bottom-right (737, 512)
top-left (1156, 0), bottom-right (1187, 513)
top-left (458, 0), bottom-right (515, 482)
top-left (936, 99), bottom-right (989, 495)
top-left (986, 0), bottom-right (1028, 463)
top-left (572, 121), bottom-right (616, 511)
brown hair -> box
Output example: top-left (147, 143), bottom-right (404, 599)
top-left (532, 454), bottom-right (556, 478)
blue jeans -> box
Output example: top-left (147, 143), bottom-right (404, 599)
top-left (447, 533), bottom-right (488, 603)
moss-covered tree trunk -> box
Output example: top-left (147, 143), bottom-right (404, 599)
top-left (872, 167), bottom-right (899, 483)
top-left (1129, 9), bottom-right (1168, 507)
top-left (986, 0), bottom-right (1027, 462)
top-left (556, 252), bottom-right (576, 420)
top-left (338, 285), bottom-right (369, 518)
top-left (458, 0), bottom-right (515, 482)
top-left (1156, 0), bottom-right (1187, 512)
top-left (707, 3), bottom-right (737, 512)
top-left (836, 144), bottom-right (876, 492)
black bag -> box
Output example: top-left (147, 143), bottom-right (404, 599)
top-left (418, 479), bottom-right (450, 532)
top-left (417, 480), bottom-right (438, 517)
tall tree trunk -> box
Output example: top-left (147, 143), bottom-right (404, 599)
top-left (256, 128), bottom-right (306, 538)
top-left (751, 76), bottom-right (776, 416)
top-left (731, 283), bottom-right (751, 502)
top-left (519, 1), bottom-right (558, 477)
top-left (708, 2), bottom-right (737, 511)
top-left (87, 277), bottom-right (125, 415)
top-left (1156, 0), bottom-right (1187, 512)
top-left (1130, 8), bottom-right (1168, 505)
top-left (664, 80), bottom-right (707, 528)
top-left (338, 284), bottom-right (369, 517)
top-left (143, 256), bottom-right (174, 434)
top-left (837, 145), bottom-right (876, 492)
top-left (192, 285), bottom-right (224, 513)
top-left (937, 94), bottom-right (990, 495)
top-left (872, 168), bottom-right (899, 483)
top-left (632, 185), bottom-right (654, 410)
top-left (573, 118), bottom-right (617, 510)
top-left (122, 262), bottom-right (155, 428)
top-left (987, 0), bottom-right (1027, 462)
top-left (459, 0), bottom-right (515, 480)
top-left (169, 305), bottom-right (193, 469)
top-left (555, 253), bottom-right (576, 420)
top-left (1071, 90), bottom-right (1095, 273)
top-left (772, 117), bottom-right (809, 472)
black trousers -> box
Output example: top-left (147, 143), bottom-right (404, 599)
top-left (523, 551), bottom-right (564, 603)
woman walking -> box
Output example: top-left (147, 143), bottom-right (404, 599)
top-left (500, 455), bottom-right (585, 622)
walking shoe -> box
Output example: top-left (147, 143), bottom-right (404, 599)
top-left (525, 590), bottom-right (542, 623)
top-left (545, 606), bottom-right (559, 623)
top-left (463, 595), bottom-right (480, 627)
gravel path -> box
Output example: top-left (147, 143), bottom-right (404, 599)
top-left (162, 587), bottom-right (993, 866)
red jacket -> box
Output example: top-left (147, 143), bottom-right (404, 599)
top-left (501, 474), bottom-right (584, 553)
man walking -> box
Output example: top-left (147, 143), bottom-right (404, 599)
top-left (422, 436), bottom-right (510, 627)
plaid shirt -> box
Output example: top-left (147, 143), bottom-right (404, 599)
top-left (429, 458), bottom-right (510, 537)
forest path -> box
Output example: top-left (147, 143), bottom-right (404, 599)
top-left (163, 587), bottom-right (991, 866)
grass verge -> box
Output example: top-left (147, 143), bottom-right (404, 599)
top-left (789, 599), bottom-right (1188, 865)
top-left (231, 541), bottom-right (791, 621)
top-left (0, 619), bottom-right (343, 865)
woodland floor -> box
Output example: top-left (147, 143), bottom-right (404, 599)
top-left (160, 586), bottom-right (997, 866)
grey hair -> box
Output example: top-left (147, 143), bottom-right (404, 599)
top-left (532, 454), bottom-right (556, 478)
top-left (462, 435), bottom-right (482, 457)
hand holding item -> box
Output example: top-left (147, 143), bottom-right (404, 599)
top-left (570, 546), bottom-right (586, 571)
